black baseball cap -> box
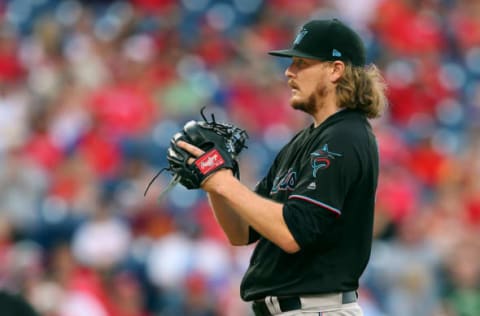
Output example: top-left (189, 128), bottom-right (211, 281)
top-left (268, 19), bottom-right (366, 67)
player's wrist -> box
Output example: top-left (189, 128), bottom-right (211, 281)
top-left (201, 168), bottom-right (234, 193)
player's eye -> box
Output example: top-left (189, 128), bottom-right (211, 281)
top-left (293, 59), bottom-right (304, 68)
top-left (291, 58), bottom-right (310, 69)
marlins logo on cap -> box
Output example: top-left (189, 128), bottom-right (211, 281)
top-left (293, 29), bottom-right (308, 46)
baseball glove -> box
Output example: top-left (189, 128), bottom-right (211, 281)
top-left (144, 107), bottom-right (248, 197)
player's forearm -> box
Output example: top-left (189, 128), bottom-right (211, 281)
top-left (203, 171), bottom-right (300, 253)
top-left (207, 192), bottom-right (250, 245)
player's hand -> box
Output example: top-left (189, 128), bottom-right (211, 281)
top-left (176, 140), bottom-right (204, 163)
top-left (176, 140), bottom-right (234, 190)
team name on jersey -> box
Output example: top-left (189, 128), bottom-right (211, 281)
top-left (271, 168), bottom-right (297, 194)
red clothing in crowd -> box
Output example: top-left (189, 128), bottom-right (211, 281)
top-left (89, 84), bottom-right (156, 139)
top-left (0, 37), bottom-right (25, 83)
top-left (374, 0), bottom-right (445, 55)
top-left (23, 133), bottom-right (64, 171)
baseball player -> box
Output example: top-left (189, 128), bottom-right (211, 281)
top-left (176, 18), bottom-right (386, 315)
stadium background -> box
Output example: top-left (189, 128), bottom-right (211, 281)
top-left (0, 0), bottom-right (479, 315)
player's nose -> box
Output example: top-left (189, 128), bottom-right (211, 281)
top-left (285, 64), bottom-right (296, 78)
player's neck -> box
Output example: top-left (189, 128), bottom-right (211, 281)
top-left (312, 102), bottom-right (341, 127)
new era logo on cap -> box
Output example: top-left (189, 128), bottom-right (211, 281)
top-left (332, 49), bottom-right (342, 57)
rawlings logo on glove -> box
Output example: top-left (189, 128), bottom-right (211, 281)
top-left (144, 107), bottom-right (248, 200)
top-left (195, 149), bottom-right (225, 174)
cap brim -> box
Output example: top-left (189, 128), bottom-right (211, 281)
top-left (268, 48), bottom-right (321, 60)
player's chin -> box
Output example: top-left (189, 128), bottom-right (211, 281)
top-left (290, 97), bottom-right (305, 110)
top-left (291, 99), bottom-right (315, 115)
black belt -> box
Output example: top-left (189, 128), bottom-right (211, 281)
top-left (252, 291), bottom-right (357, 316)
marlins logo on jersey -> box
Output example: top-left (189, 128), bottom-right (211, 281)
top-left (310, 144), bottom-right (342, 178)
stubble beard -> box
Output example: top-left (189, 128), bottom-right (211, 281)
top-left (291, 94), bottom-right (316, 115)
top-left (291, 84), bottom-right (327, 116)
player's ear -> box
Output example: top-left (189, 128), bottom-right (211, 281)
top-left (330, 61), bottom-right (345, 83)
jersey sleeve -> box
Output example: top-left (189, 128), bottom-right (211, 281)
top-left (283, 131), bottom-right (362, 249)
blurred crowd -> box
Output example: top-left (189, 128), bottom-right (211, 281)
top-left (0, 0), bottom-right (479, 315)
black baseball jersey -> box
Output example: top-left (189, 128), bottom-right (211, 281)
top-left (240, 109), bottom-right (379, 301)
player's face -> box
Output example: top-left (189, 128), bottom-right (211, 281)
top-left (285, 57), bottom-right (332, 114)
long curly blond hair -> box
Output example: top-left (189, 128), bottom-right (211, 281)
top-left (335, 63), bottom-right (387, 119)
